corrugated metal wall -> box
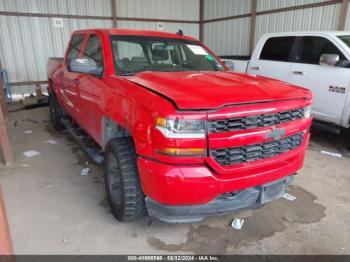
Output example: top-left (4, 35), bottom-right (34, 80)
top-left (117, 21), bottom-right (199, 38)
top-left (204, 17), bottom-right (251, 56)
top-left (203, 0), bottom-right (251, 56)
top-left (345, 4), bottom-right (350, 31)
top-left (0, 17), bottom-right (112, 82)
top-left (204, 0), bottom-right (251, 20)
top-left (116, 0), bottom-right (199, 20)
top-left (0, 0), bottom-right (111, 16)
top-left (115, 0), bottom-right (199, 39)
top-left (0, 16), bottom-right (112, 99)
top-left (255, 3), bottom-right (342, 45)
top-left (0, 0), bottom-right (199, 99)
top-left (203, 0), bottom-right (347, 56)
top-left (0, 0), bottom-right (348, 99)
top-left (257, 0), bottom-right (330, 12)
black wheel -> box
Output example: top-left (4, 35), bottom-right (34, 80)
top-left (104, 137), bottom-right (147, 222)
top-left (49, 93), bottom-right (65, 131)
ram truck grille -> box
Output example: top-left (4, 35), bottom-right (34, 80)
top-left (208, 108), bottom-right (304, 133)
top-left (210, 132), bottom-right (304, 166)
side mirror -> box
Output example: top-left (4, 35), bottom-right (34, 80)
top-left (319, 54), bottom-right (339, 67)
top-left (68, 58), bottom-right (103, 77)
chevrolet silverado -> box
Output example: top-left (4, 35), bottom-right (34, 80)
top-left (47, 29), bottom-right (313, 223)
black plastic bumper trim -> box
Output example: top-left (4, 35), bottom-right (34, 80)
top-left (146, 175), bottom-right (294, 223)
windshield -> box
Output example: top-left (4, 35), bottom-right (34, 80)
top-left (110, 35), bottom-right (225, 75)
top-left (338, 35), bottom-right (350, 48)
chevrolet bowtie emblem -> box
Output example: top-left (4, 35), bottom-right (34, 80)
top-left (266, 128), bottom-right (286, 140)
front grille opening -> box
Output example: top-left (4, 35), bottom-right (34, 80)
top-left (210, 132), bottom-right (304, 166)
top-left (209, 108), bottom-right (304, 133)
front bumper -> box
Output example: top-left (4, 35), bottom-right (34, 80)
top-left (146, 175), bottom-right (294, 223)
top-left (137, 135), bottom-right (308, 205)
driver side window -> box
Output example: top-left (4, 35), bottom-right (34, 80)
top-left (83, 34), bottom-right (103, 67)
top-left (67, 34), bottom-right (85, 61)
top-left (298, 36), bottom-right (349, 68)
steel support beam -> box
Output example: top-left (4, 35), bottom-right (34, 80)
top-left (0, 100), bottom-right (13, 166)
top-left (0, 186), bottom-right (14, 254)
top-left (249, 0), bottom-right (257, 55)
top-left (111, 0), bottom-right (117, 27)
top-left (199, 0), bottom-right (204, 42)
top-left (338, 0), bottom-right (350, 30)
top-left (0, 58), bottom-right (7, 117)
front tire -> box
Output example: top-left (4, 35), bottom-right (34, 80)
top-left (104, 137), bottom-right (147, 222)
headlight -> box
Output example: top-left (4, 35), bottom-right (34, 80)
top-left (304, 106), bottom-right (312, 118)
top-left (156, 117), bottom-right (205, 138)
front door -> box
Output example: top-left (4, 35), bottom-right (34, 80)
top-left (78, 34), bottom-right (105, 142)
top-left (61, 34), bottom-right (86, 120)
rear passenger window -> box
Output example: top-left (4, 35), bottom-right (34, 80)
top-left (67, 34), bottom-right (85, 61)
top-left (298, 36), bottom-right (348, 67)
top-left (83, 35), bottom-right (103, 67)
top-left (260, 37), bottom-right (296, 62)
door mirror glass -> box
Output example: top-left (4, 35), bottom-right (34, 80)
top-left (68, 58), bottom-right (103, 76)
top-left (319, 54), bottom-right (339, 67)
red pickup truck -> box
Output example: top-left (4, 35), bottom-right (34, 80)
top-left (47, 29), bottom-right (312, 223)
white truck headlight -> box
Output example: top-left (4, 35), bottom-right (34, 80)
top-left (304, 106), bottom-right (312, 118)
top-left (156, 117), bottom-right (205, 138)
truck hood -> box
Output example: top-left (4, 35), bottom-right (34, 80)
top-left (126, 71), bottom-right (311, 110)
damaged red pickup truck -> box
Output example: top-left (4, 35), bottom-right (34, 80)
top-left (47, 29), bottom-right (312, 223)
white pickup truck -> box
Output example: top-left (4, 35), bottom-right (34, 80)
top-left (221, 32), bottom-right (350, 133)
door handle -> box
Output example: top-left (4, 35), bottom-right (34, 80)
top-left (73, 79), bottom-right (80, 84)
top-left (292, 71), bottom-right (306, 75)
top-left (250, 66), bottom-right (261, 70)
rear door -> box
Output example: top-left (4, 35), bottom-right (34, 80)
top-left (288, 36), bottom-right (350, 124)
top-left (248, 36), bottom-right (297, 81)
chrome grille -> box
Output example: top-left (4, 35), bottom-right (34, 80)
top-left (208, 108), bottom-right (304, 133)
top-left (210, 133), bottom-right (304, 166)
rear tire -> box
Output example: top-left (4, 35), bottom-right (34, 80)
top-left (49, 93), bottom-right (65, 131)
top-left (104, 137), bottom-right (147, 222)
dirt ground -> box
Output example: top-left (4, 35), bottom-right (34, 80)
top-left (0, 106), bottom-right (350, 255)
